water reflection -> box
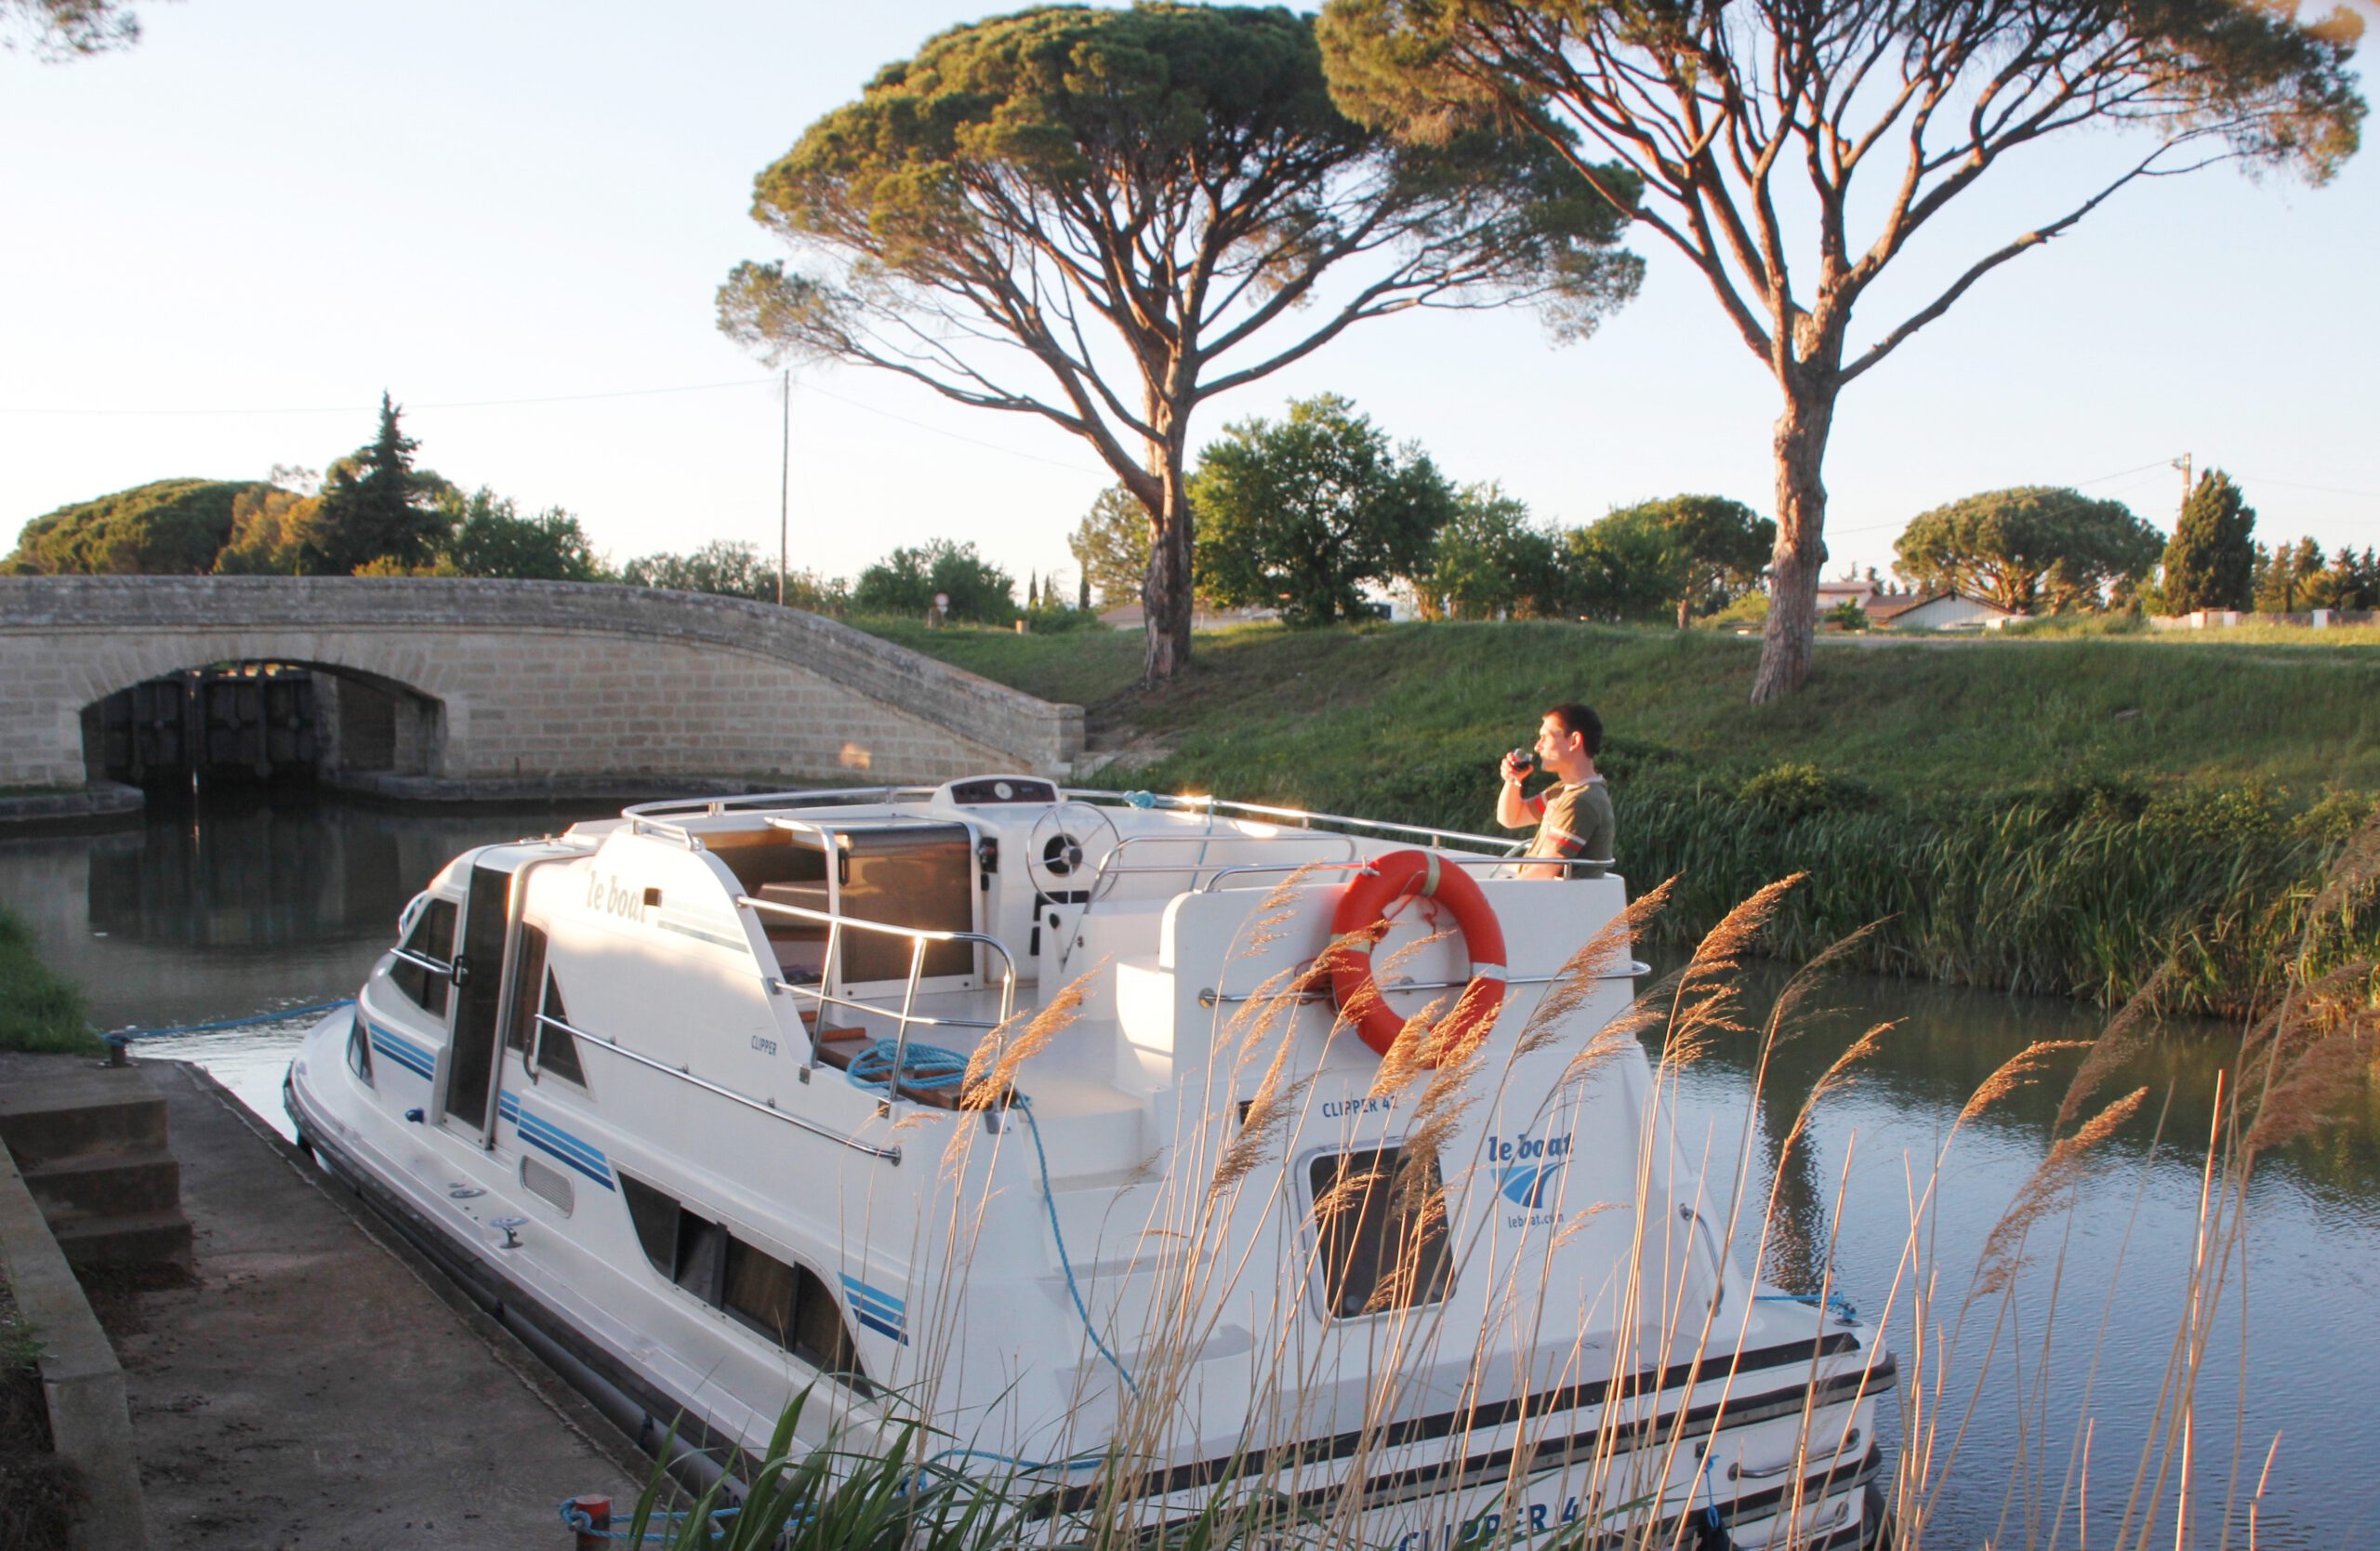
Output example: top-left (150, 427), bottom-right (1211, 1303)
top-left (1647, 967), bottom-right (2380, 1549)
top-left (1, 788), bottom-right (613, 1035)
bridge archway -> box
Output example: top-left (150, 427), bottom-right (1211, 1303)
top-left (78, 659), bottom-right (445, 787)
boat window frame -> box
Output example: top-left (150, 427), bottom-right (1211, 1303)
top-left (345, 1008), bottom-right (374, 1087)
top-left (507, 921), bottom-right (588, 1091)
top-left (1302, 1143), bottom-right (1457, 1322)
top-left (387, 894), bottom-right (458, 1017)
top-left (613, 1172), bottom-right (872, 1394)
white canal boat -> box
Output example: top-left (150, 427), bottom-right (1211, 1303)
top-left (284, 776), bottom-right (1894, 1548)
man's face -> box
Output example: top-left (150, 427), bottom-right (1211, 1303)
top-left (1534, 715), bottom-right (1576, 765)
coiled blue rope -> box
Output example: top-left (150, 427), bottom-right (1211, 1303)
top-left (103, 997), bottom-right (355, 1047)
top-left (839, 1038), bottom-right (1136, 1399)
top-left (841, 1038), bottom-right (969, 1093)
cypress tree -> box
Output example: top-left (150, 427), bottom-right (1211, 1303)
top-left (305, 392), bottom-right (450, 574)
top-left (2161, 470), bottom-right (2256, 613)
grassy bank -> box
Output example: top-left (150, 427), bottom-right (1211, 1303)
top-left (0, 906), bottom-right (97, 1054)
top-left (867, 619), bottom-right (2380, 1012)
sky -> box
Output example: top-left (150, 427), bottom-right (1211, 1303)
top-left (3, 0), bottom-right (2374, 594)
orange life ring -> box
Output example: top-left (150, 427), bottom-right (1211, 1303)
top-left (1327, 849), bottom-right (1508, 1064)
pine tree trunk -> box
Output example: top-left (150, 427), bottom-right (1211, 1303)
top-left (1751, 379), bottom-right (1838, 704)
top-left (1140, 393), bottom-right (1196, 684)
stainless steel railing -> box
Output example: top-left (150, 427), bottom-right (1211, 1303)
top-left (1060, 788), bottom-right (1524, 856)
top-left (735, 895), bottom-right (1017, 1104)
top-left (536, 1011), bottom-right (905, 1164)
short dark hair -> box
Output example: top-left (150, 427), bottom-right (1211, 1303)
top-left (1544, 702), bottom-right (1603, 758)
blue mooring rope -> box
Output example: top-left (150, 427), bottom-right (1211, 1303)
top-left (557, 1496), bottom-right (758, 1543)
top-left (840, 1038), bottom-right (1137, 1398)
top-left (102, 997), bottom-right (356, 1048)
top-left (1753, 1290), bottom-right (1859, 1324)
top-left (841, 1038), bottom-right (969, 1093)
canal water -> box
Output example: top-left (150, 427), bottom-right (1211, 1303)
top-left (4, 789), bottom-right (2373, 1548)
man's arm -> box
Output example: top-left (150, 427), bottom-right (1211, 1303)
top-left (1496, 753), bottom-right (1541, 830)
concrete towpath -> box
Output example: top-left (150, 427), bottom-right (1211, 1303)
top-left (109, 1059), bottom-right (641, 1550)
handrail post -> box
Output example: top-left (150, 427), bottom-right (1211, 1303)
top-left (822, 915), bottom-right (842, 1024)
top-left (887, 935), bottom-right (927, 1110)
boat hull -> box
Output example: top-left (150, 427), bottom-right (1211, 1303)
top-left (287, 1026), bottom-right (1889, 1551)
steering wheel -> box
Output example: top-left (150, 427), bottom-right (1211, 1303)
top-left (1026, 799), bottom-right (1121, 895)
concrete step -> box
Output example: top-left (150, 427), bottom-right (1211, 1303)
top-left (48, 1208), bottom-right (193, 1272)
top-left (20, 1147), bottom-right (181, 1224)
top-left (0, 1066), bottom-right (169, 1168)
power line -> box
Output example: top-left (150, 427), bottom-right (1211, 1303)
top-left (0, 368), bottom-right (1112, 478)
top-left (2223, 472), bottom-right (2380, 501)
top-left (0, 377), bottom-right (779, 417)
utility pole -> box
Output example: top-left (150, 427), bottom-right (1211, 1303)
top-left (2171, 452), bottom-right (2193, 524)
top-left (777, 369), bottom-right (790, 607)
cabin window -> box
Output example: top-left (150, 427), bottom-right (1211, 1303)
top-left (346, 1010), bottom-right (374, 1086)
top-left (1307, 1147), bottom-right (1454, 1319)
top-left (674, 1213), bottom-right (729, 1304)
top-left (535, 971), bottom-right (587, 1085)
top-left (615, 1173), bottom-right (868, 1389)
top-left (507, 925), bottom-right (587, 1086)
top-left (722, 1239), bottom-right (866, 1385)
top-left (389, 896), bottom-right (456, 1017)
top-left (620, 1174), bottom-right (681, 1279)
top-left (506, 924), bottom-right (548, 1058)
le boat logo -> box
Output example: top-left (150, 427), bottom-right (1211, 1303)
top-left (1490, 1132), bottom-right (1572, 1222)
top-left (585, 870), bottom-right (648, 922)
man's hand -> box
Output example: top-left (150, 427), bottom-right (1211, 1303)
top-left (1496, 754), bottom-right (1537, 830)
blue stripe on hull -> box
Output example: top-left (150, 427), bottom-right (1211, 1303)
top-left (496, 1090), bottom-right (615, 1190)
top-left (840, 1274), bottom-right (908, 1344)
top-left (366, 1023), bottom-right (435, 1080)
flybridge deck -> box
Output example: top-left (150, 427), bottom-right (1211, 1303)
top-left (285, 776), bottom-right (1893, 1549)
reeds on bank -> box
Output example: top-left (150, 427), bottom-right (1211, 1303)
top-left (1623, 774), bottom-right (2380, 1017)
top-left (627, 812), bottom-right (2380, 1550)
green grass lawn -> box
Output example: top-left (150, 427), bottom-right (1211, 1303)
top-left (853, 618), bottom-right (1146, 709)
top-left (860, 617), bottom-right (2380, 1011)
top-left (860, 617), bottom-right (2380, 801)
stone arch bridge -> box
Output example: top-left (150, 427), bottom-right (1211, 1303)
top-left (0, 577), bottom-right (1083, 794)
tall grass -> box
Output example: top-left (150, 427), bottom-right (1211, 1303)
top-left (619, 815), bottom-right (2375, 1548)
top-left (1620, 775), bottom-right (2380, 1016)
top-left (0, 905), bottom-right (96, 1054)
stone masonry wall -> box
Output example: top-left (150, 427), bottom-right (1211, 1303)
top-left (0, 577), bottom-right (1083, 789)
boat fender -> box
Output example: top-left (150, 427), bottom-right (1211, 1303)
top-left (1326, 848), bottom-right (1507, 1065)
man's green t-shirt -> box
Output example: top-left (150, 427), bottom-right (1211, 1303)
top-left (1527, 777), bottom-right (1616, 879)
